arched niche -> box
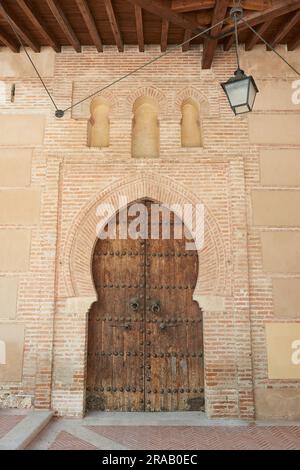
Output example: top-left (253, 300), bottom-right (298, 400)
top-left (87, 96), bottom-right (110, 148)
top-left (181, 98), bottom-right (202, 148)
top-left (132, 96), bottom-right (160, 159)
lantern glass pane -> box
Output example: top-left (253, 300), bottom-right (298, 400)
top-left (248, 79), bottom-right (257, 109)
top-left (224, 78), bottom-right (249, 107)
top-left (235, 104), bottom-right (250, 114)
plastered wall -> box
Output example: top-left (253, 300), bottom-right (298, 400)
top-left (240, 45), bottom-right (300, 419)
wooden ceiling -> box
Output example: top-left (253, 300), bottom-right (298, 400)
top-left (0, 0), bottom-right (299, 68)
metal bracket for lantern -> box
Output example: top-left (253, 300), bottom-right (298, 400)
top-left (221, 6), bottom-right (259, 115)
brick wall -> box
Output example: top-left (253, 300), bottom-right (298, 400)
top-left (0, 44), bottom-right (299, 419)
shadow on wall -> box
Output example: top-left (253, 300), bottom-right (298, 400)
top-left (132, 96), bottom-right (160, 159)
top-left (181, 98), bottom-right (202, 148)
top-left (87, 96), bottom-right (110, 148)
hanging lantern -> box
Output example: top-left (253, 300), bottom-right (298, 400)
top-left (221, 68), bottom-right (258, 115)
top-left (221, 6), bottom-right (259, 115)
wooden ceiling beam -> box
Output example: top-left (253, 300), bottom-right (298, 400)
top-left (103, 0), bottom-right (124, 52)
top-left (182, 29), bottom-right (192, 52)
top-left (288, 32), bottom-right (300, 50)
top-left (16, 0), bottom-right (60, 52)
top-left (134, 5), bottom-right (144, 52)
top-left (237, 0), bottom-right (272, 10)
top-left (161, 19), bottom-right (169, 52)
top-left (125, 0), bottom-right (207, 33)
top-left (196, 11), bottom-right (213, 26)
top-left (270, 10), bottom-right (300, 47)
top-left (202, 0), bottom-right (230, 69)
top-left (172, 0), bottom-right (215, 12)
top-left (75, 0), bottom-right (103, 52)
top-left (172, 0), bottom-right (272, 13)
top-left (46, 0), bottom-right (81, 52)
top-left (0, 2), bottom-right (40, 52)
top-left (223, 33), bottom-right (234, 51)
top-left (0, 29), bottom-right (19, 52)
top-left (245, 20), bottom-right (272, 51)
top-left (219, 0), bottom-right (300, 40)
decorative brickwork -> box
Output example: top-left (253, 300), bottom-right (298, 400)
top-left (0, 45), bottom-right (299, 420)
top-left (50, 154), bottom-right (253, 418)
top-left (64, 171), bottom-right (227, 299)
top-left (174, 87), bottom-right (210, 117)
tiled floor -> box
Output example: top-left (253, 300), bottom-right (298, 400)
top-left (86, 425), bottom-right (300, 450)
top-left (49, 431), bottom-right (98, 450)
top-left (27, 412), bottom-right (300, 450)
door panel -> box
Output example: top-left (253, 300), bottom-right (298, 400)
top-left (145, 208), bottom-right (203, 411)
top-left (86, 200), bottom-right (204, 412)
top-left (86, 219), bottom-right (145, 411)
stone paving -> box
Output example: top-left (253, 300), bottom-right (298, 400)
top-left (26, 412), bottom-right (300, 450)
top-left (0, 410), bottom-right (28, 439)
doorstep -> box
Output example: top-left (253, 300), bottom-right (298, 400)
top-left (0, 410), bottom-right (53, 450)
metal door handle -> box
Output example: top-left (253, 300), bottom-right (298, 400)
top-left (129, 298), bottom-right (140, 311)
top-left (151, 300), bottom-right (161, 313)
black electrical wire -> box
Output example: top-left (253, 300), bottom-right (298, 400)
top-left (241, 17), bottom-right (300, 77)
top-left (2, 9), bottom-right (230, 117)
top-left (2, 5), bottom-right (60, 111)
top-left (62, 16), bottom-right (231, 115)
top-left (3, 3), bottom-right (300, 116)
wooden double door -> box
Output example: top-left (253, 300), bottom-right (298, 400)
top-left (86, 200), bottom-right (204, 412)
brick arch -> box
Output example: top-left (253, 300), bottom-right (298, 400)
top-left (62, 172), bottom-right (227, 308)
top-left (86, 90), bottom-right (118, 117)
top-left (175, 87), bottom-right (210, 116)
top-left (98, 91), bottom-right (118, 113)
top-left (126, 86), bottom-right (166, 115)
